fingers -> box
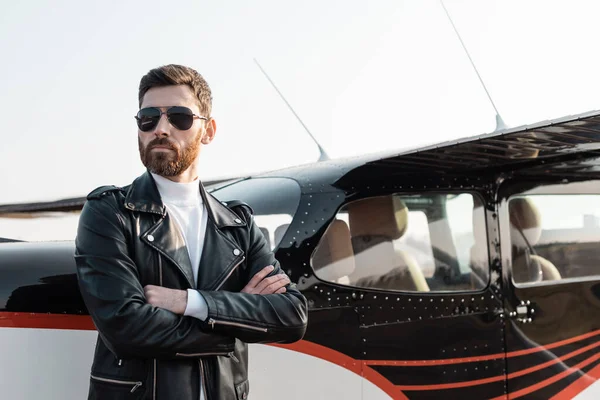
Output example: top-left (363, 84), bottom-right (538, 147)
top-left (256, 274), bottom-right (290, 295)
top-left (253, 273), bottom-right (285, 293)
top-left (144, 285), bottom-right (158, 305)
top-left (240, 266), bottom-right (291, 295)
top-left (144, 285), bottom-right (156, 296)
top-left (241, 265), bottom-right (275, 293)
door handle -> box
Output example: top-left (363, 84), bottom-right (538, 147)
top-left (508, 300), bottom-right (535, 324)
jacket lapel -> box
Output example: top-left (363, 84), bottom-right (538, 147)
top-left (196, 220), bottom-right (244, 290)
top-left (142, 215), bottom-right (195, 289)
top-left (196, 183), bottom-right (248, 290)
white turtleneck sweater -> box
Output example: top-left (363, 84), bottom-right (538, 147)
top-left (151, 173), bottom-right (208, 321)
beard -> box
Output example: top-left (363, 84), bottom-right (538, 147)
top-left (138, 133), bottom-right (202, 177)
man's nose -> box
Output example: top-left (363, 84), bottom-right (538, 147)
top-left (154, 114), bottom-right (170, 137)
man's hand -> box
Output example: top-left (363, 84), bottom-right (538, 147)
top-left (241, 265), bottom-right (290, 295)
top-left (144, 285), bottom-right (188, 315)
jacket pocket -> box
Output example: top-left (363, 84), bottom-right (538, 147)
top-left (89, 374), bottom-right (144, 400)
top-left (235, 379), bottom-right (250, 400)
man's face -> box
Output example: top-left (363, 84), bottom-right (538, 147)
top-left (138, 85), bottom-right (214, 177)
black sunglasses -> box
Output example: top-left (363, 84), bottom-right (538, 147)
top-left (135, 106), bottom-right (208, 132)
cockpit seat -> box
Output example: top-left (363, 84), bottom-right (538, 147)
top-left (509, 198), bottom-right (561, 283)
top-left (274, 224), bottom-right (290, 248)
top-left (259, 227), bottom-right (271, 249)
top-left (347, 196), bottom-right (430, 292)
top-left (311, 219), bottom-right (355, 285)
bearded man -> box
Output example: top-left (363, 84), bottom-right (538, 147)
top-left (74, 64), bottom-right (308, 400)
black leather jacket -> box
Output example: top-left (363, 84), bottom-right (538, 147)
top-left (75, 171), bottom-right (308, 400)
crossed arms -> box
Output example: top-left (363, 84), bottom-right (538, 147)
top-left (144, 264), bottom-right (291, 315)
top-left (74, 197), bottom-right (308, 359)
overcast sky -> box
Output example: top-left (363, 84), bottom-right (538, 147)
top-left (2, 0), bottom-right (600, 205)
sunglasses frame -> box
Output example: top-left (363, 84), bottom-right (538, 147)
top-left (135, 106), bottom-right (209, 132)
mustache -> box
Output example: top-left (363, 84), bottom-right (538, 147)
top-left (147, 138), bottom-right (177, 151)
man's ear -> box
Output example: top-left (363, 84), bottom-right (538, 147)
top-left (202, 119), bottom-right (217, 144)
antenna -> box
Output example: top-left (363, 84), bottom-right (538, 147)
top-left (439, 0), bottom-right (507, 131)
top-left (253, 58), bottom-right (330, 161)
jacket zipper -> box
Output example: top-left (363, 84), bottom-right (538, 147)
top-left (214, 256), bottom-right (245, 291)
top-left (90, 374), bottom-right (142, 393)
top-left (199, 360), bottom-right (208, 400)
top-left (208, 318), bottom-right (268, 332)
top-left (153, 254), bottom-right (163, 400)
top-left (153, 357), bottom-right (157, 399)
top-left (159, 252), bottom-right (164, 286)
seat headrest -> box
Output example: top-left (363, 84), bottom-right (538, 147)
top-left (509, 197), bottom-right (542, 247)
top-left (311, 219), bottom-right (355, 281)
top-left (259, 227), bottom-right (271, 245)
top-left (348, 196), bottom-right (408, 240)
top-left (274, 224), bottom-right (290, 247)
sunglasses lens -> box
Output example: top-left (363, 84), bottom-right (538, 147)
top-left (136, 108), bottom-right (161, 132)
top-left (167, 107), bottom-right (194, 131)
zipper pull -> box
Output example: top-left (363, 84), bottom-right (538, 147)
top-left (228, 352), bottom-right (239, 363)
top-left (118, 359), bottom-right (123, 367)
top-left (208, 318), bottom-right (216, 329)
top-left (130, 382), bottom-right (142, 393)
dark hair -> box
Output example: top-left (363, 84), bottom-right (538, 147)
top-left (138, 64), bottom-right (212, 117)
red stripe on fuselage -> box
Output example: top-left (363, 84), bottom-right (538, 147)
top-left (0, 312), bottom-right (95, 330)
top-left (489, 352), bottom-right (600, 400)
top-left (550, 363), bottom-right (600, 400)
top-left (393, 338), bottom-right (600, 391)
top-left (270, 341), bottom-right (408, 399)
top-left (364, 328), bottom-right (600, 367)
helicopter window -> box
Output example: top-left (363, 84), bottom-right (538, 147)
top-left (311, 192), bottom-right (489, 292)
top-left (508, 192), bottom-right (600, 285)
top-left (210, 177), bottom-right (301, 250)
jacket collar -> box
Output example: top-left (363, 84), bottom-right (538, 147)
top-left (124, 170), bottom-right (246, 228)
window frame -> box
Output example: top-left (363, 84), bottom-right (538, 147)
top-left (500, 179), bottom-right (600, 288)
top-left (310, 190), bottom-right (491, 293)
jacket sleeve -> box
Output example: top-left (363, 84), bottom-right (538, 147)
top-left (198, 209), bottom-right (308, 344)
top-left (75, 196), bottom-right (235, 359)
